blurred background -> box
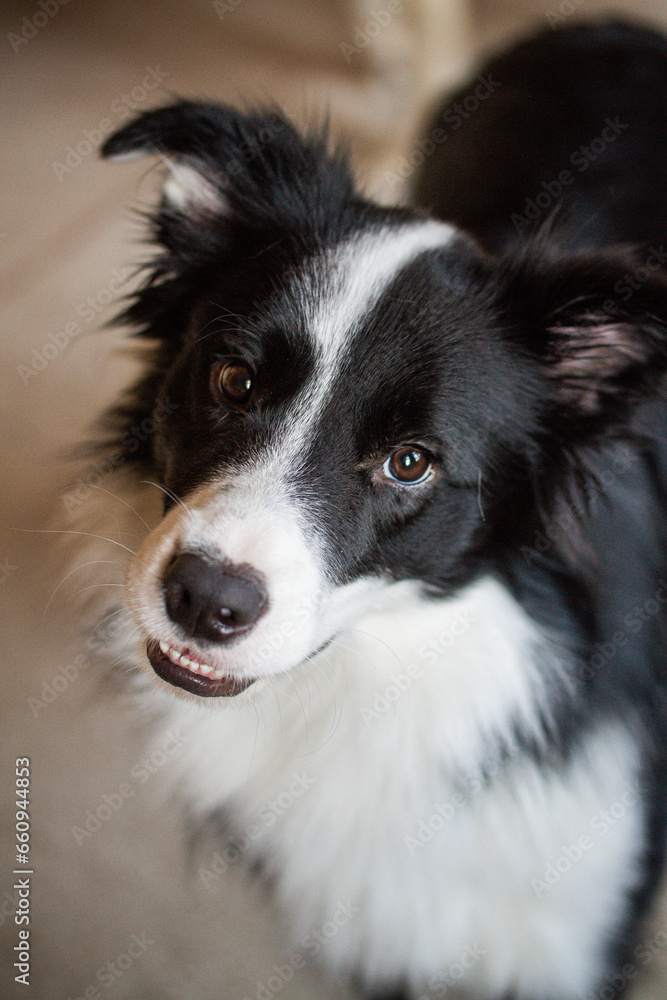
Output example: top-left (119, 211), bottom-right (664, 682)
top-left (3, 1), bottom-right (667, 997)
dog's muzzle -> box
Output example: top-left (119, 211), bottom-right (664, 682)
top-left (145, 551), bottom-right (268, 697)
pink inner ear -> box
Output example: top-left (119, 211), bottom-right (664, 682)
top-left (548, 319), bottom-right (649, 412)
top-left (160, 156), bottom-right (228, 217)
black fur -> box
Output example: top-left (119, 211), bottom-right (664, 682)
top-left (97, 21), bottom-right (667, 1000)
top-left (412, 20), bottom-right (667, 252)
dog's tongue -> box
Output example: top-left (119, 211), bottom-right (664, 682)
top-left (146, 639), bottom-right (254, 697)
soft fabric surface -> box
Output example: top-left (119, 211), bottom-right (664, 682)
top-left (2, 1), bottom-right (667, 997)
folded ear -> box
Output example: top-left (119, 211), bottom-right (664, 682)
top-left (503, 245), bottom-right (667, 437)
top-left (102, 102), bottom-right (229, 216)
top-left (101, 101), bottom-right (354, 258)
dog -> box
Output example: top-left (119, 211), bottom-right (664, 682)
top-left (72, 19), bottom-right (667, 1000)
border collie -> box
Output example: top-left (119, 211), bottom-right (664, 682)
top-left (72, 20), bottom-right (667, 1000)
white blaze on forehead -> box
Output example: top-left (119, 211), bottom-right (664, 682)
top-left (282, 219), bottom-right (457, 449)
top-left (309, 220), bottom-right (456, 374)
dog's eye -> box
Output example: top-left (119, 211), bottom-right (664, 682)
top-left (212, 362), bottom-right (254, 407)
top-left (383, 447), bottom-right (433, 486)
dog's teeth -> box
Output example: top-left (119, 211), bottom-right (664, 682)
top-left (155, 641), bottom-right (220, 677)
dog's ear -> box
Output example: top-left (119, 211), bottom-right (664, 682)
top-left (502, 246), bottom-right (667, 437)
top-left (101, 101), bottom-right (354, 259)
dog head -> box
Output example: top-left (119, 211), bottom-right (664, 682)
top-left (101, 101), bottom-right (667, 698)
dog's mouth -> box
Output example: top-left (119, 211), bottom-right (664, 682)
top-left (146, 639), bottom-right (255, 698)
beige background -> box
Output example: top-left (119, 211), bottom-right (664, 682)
top-left (3, 1), bottom-right (667, 997)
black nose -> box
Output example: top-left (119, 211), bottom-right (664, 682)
top-left (163, 552), bottom-right (268, 643)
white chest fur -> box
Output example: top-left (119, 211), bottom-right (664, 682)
top-left (136, 576), bottom-right (644, 999)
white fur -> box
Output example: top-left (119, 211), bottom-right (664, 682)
top-left (160, 156), bottom-right (228, 214)
top-left (304, 222), bottom-right (456, 403)
top-left (115, 559), bottom-right (646, 999)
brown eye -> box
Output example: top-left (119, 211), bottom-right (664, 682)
top-left (384, 446), bottom-right (433, 485)
top-left (212, 362), bottom-right (254, 407)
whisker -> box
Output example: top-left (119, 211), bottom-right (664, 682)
top-left (333, 631), bottom-right (400, 681)
top-left (284, 670), bottom-right (311, 739)
top-left (43, 559), bottom-right (123, 615)
top-left (477, 470), bottom-right (486, 522)
top-left (84, 483), bottom-right (153, 531)
top-left (106, 650), bottom-right (141, 672)
top-left (139, 480), bottom-right (194, 519)
top-left (13, 527), bottom-right (136, 556)
top-left (90, 605), bottom-right (132, 633)
top-left (314, 651), bottom-right (345, 739)
top-left (66, 583), bottom-right (126, 604)
top-left (289, 650), bottom-right (344, 751)
top-left (192, 308), bottom-right (245, 347)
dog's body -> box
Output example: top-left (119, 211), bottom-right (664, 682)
top-left (76, 21), bottom-right (667, 1000)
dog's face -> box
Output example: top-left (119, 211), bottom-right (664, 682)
top-left (103, 103), bottom-right (667, 699)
